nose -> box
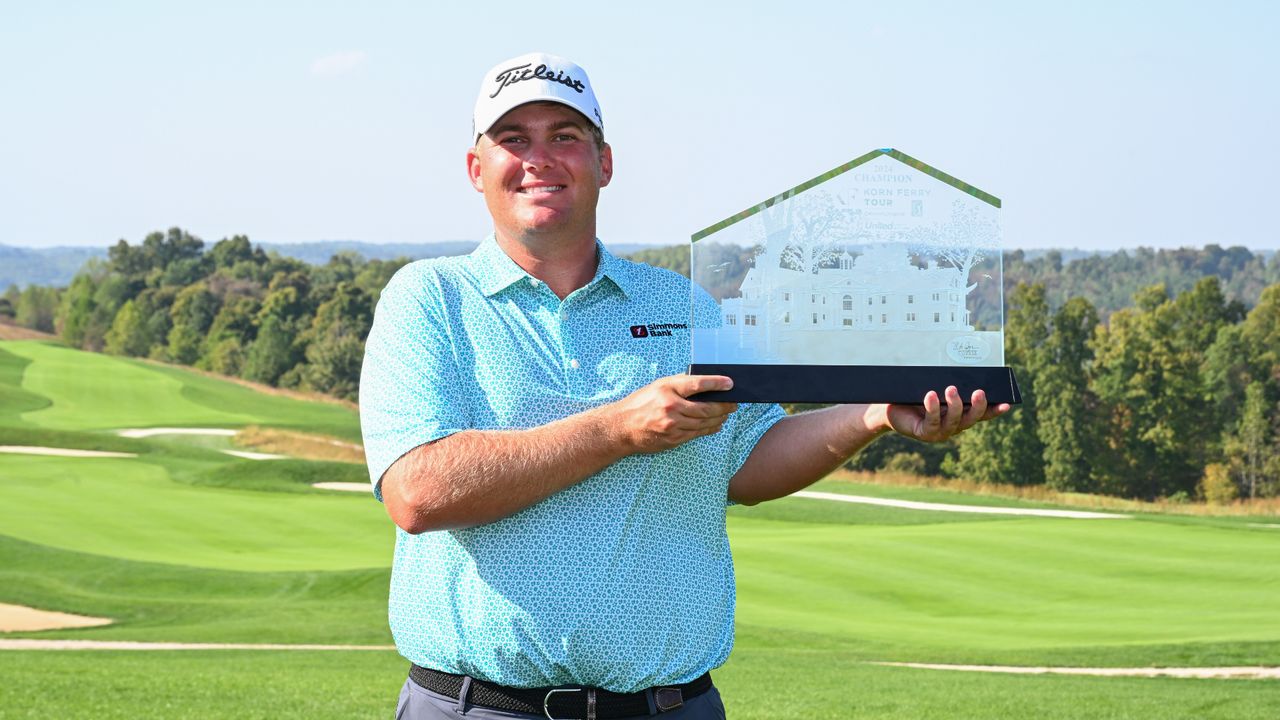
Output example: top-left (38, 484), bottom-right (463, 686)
top-left (522, 139), bottom-right (556, 172)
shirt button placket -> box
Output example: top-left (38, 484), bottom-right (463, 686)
top-left (561, 301), bottom-right (587, 397)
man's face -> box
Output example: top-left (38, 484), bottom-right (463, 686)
top-left (467, 102), bottom-right (613, 244)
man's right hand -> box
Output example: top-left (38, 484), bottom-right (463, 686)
top-left (382, 374), bottom-right (739, 533)
top-left (605, 374), bottom-right (739, 453)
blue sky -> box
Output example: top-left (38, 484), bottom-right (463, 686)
top-left (1, 1), bottom-right (1276, 251)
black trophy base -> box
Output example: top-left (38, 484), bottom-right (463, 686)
top-left (687, 364), bottom-right (1021, 405)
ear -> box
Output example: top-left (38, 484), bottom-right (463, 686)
top-left (466, 146), bottom-right (484, 192)
top-left (598, 143), bottom-right (614, 188)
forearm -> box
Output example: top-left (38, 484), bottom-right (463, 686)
top-left (728, 404), bottom-right (891, 505)
top-left (380, 373), bottom-right (736, 533)
top-left (381, 407), bottom-right (630, 533)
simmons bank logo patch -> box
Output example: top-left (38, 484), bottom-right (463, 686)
top-left (629, 323), bottom-right (688, 338)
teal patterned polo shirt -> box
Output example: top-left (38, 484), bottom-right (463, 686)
top-left (359, 236), bottom-right (784, 693)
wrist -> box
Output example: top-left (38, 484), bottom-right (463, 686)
top-left (586, 400), bottom-right (635, 456)
top-left (861, 404), bottom-right (892, 436)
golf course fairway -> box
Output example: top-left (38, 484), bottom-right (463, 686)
top-left (2, 339), bottom-right (1278, 718)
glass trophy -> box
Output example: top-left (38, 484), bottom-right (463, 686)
top-left (689, 148), bottom-right (1020, 405)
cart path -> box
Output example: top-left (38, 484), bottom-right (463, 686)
top-left (876, 661), bottom-right (1280, 679)
top-left (0, 639), bottom-right (395, 651)
top-left (791, 491), bottom-right (1131, 519)
top-left (116, 428), bottom-right (238, 438)
top-left (0, 446), bottom-right (137, 458)
top-left (308, 481), bottom-right (1131, 518)
top-left (105, 432), bottom-right (1124, 518)
top-left (0, 640), bottom-right (1270, 678)
top-left (313, 481), bottom-right (370, 492)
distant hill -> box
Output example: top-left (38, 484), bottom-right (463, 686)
top-left (257, 240), bottom-right (478, 266)
top-left (0, 239), bottom-right (665, 289)
top-left (0, 245), bottom-right (108, 290)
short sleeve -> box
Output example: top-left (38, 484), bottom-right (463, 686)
top-left (683, 279), bottom-right (787, 492)
top-left (722, 402), bottom-right (786, 483)
top-left (359, 266), bottom-right (470, 500)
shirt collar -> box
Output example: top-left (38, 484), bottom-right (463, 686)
top-left (470, 235), bottom-right (635, 299)
top-left (471, 235), bottom-right (529, 297)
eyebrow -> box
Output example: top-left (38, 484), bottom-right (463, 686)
top-left (487, 119), bottom-right (588, 137)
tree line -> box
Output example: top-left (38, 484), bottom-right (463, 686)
top-left (2, 228), bottom-right (406, 401)
top-left (3, 231), bottom-right (1279, 501)
top-left (631, 242), bottom-right (1280, 318)
top-left (949, 278), bottom-right (1280, 501)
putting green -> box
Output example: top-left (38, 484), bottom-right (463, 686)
top-left (0, 341), bottom-right (358, 438)
top-left (0, 454), bottom-right (389, 571)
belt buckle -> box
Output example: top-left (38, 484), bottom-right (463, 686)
top-left (544, 687), bottom-right (597, 720)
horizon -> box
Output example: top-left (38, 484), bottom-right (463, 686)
top-left (4, 237), bottom-right (1278, 255)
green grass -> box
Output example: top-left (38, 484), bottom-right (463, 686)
top-left (178, 458), bottom-right (371, 494)
top-left (0, 346), bottom-right (52, 425)
top-left (728, 493), bottom-right (1027, 526)
top-left (0, 534), bottom-right (390, 644)
top-left (809, 477), bottom-right (1078, 509)
top-left (0, 340), bottom-right (359, 439)
top-left (729, 514), bottom-right (1280, 663)
top-left (0, 454), bottom-right (389, 571)
top-left (0, 651), bottom-right (1276, 720)
top-left (3, 340), bottom-right (1280, 718)
top-left (0, 651), bottom-right (406, 720)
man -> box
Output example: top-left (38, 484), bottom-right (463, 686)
top-left (360, 52), bottom-right (1008, 719)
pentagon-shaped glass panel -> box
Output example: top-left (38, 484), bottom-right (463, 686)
top-left (689, 149), bottom-right (1016, 404)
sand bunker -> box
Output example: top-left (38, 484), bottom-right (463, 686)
top-left (0, 446), bottom-right (136, 459)
top-left (0, 603), bottom-right (112, 632)
top-left (114, 429), bottom-right (284, 460)
top-left (234, 426), bottom-right (365, 463)
top-left (792, 491), bottom-right (1130, 519)
top-left (116, 428), bottom-right (238, 439)
top-left (0, 639), bottom-right (393, 651)
top-left (877, 661), bottom-right (1280, 679)
top-left (312, 482), bottom-right (369, 493)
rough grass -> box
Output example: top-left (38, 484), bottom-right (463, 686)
top-left (833, 469), bottom-right (1280, 518)
top-left (234, 425), bottom-right (366, 464)
top-left (0, 346), bottom-right (51, 425)
top-left (179, 458), bottom-right (370, 494)
top-left (0, 320), bottom-right (57, 341)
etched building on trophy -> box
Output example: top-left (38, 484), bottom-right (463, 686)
top-left (691, 149), bottom-right (1004, 369)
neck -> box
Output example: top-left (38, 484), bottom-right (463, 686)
top-left (493, 230), bottom-right (599, 299)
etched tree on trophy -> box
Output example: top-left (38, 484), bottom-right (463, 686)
top-left (690, 148), bottom-right (1020, 404)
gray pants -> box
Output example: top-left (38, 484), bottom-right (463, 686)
top-left (396, 677), bottom-right (727, 720)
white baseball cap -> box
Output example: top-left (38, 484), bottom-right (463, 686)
top-left (472, 52), bottom-right (603, 141)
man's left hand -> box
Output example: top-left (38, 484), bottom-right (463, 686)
top-left (876, 386), bottom-right (1010, 443)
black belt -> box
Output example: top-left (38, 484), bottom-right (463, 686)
top-left (408, 663), bottom-right (712, 719)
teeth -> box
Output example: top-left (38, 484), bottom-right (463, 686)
top-left (521, 186), bottom-right (564, 194)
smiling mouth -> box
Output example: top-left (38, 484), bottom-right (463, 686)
top-left (518, 185), bottom-right (565, 194)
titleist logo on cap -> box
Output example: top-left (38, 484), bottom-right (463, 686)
top-left (490, 63), bottom-right (586, 98)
